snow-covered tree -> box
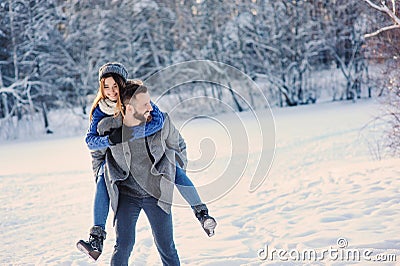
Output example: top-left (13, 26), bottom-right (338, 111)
top-left (243, 0), bottom-right (318, 107)
top-left (0, 0), bottom-right (389, 139)
top-left (313, 0), bottom-right (370, 101)
top-left (362, 0), bottom-right (400, 156)
top-left (363, 0), bottom-right (400, 37)
top-left (0, 0), bottom-right (63, 130)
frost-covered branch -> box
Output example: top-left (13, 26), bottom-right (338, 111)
top-left (363, 0), bottom-right (400, 38)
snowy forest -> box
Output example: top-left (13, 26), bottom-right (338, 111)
top-left (0, 0), bottom-right (399, 154)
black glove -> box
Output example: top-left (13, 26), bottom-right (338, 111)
top-left (108, 127), bottom-right (123, 145)
top-left (108, 126), bottom-right (135, 145)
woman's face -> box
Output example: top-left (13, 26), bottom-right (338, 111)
top-left (103, 77), bottom-right (119, 102)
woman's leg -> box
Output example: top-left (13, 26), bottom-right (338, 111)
top-left (76, 173), bottom-right (109, 259)
top-left (174, 166), bottom-right (203, 207)
top-left (174, 166), bottom-right (217, 237)
top-left (93, 173), bottom-right (110, 230)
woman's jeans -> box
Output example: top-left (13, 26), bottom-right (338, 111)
top-left (93, 165), bottom-right (203, 230)
top-left (93, 173), bottom-right (109, 230)
top-left (174, 166), bottom-right (202, 207)
top-left (111, 195), bottom-right (180, 266)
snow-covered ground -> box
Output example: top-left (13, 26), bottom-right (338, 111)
top-left (0, 99), bottom-right (399, 265)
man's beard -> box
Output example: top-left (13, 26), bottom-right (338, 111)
top-left (133, 110), bottom-right (151, 124)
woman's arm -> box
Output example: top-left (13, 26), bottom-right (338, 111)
top-left (85, 106), bottom-right (111, 150)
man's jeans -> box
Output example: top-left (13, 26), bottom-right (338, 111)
top-left (93, 166), bottom-right (203, 229)
top-left (111, 195), bottom-right (180, 266)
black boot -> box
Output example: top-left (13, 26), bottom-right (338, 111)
top-left (193, 204), bottom-right (217, 237)
top-left (76, 226), bottom-right (107, 261)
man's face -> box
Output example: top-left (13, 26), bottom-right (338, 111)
top-left (127, 92), bottom-right (153, 123)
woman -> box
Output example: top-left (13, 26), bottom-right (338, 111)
top-left (77, 62), bottom-right (217, 261)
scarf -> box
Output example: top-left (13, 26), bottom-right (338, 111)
top-left (98, 98), bottom-right (117, 116)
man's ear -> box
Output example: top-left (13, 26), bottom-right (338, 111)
top-left (125, 103), bottom-right (135, 114)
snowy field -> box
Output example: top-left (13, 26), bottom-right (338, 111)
top-left (0, 99), bottom-right (399, 265)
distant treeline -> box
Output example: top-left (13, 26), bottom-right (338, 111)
top-left (0, 0), bottom-right (396, 123)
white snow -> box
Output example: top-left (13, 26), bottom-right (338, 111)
top-left (0, 99), bottom-right (399, 265)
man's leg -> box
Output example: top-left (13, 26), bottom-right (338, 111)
top-left (111, 194), bottom-right (142, 266)
top-left (143, 197), bottom-right (180, 266)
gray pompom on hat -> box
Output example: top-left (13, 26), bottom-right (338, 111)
top-left (98, 62), bottom-right (128, 82)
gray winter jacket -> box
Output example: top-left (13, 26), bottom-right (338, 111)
top-left (91, 149), bottom-right (106, 180)
top-left (96, 113), bottom-right (187, 217)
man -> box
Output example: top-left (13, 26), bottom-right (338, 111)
top-left (97, 83), bottom-right (216, 265)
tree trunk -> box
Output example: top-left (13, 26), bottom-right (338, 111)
top-left (0, 69), bottom-right (8, 118)
top-left (42, 102), bottom-right (53, 134)
top-left (228, 82), bottom-right (244, 112)
top-left (9, 0), bottom-right (19, 81)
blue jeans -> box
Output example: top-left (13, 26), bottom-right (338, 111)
top-left (175, 166), bottom-right (202, 207)
top-left (111, 195), bottom-right (180, 266)
top-left (93, 173), bottom-right (109, 230)
top-left (93, 166), bottom-right (203, 229)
